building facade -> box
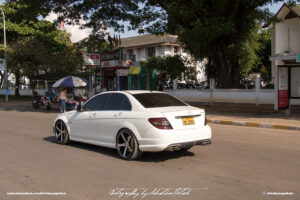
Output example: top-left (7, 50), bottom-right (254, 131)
top-left (269, 3), bottom-right (300, 110)
top-left (98, 34), bottom-right (206, 91)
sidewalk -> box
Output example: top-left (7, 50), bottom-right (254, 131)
top-left (206, 112), bottom-right (300, 131)
top-left (189, 102), bottom-right (300, 132)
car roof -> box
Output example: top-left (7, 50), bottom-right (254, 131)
top-left (95, 90), bottom-right (164, 96)
top-left (124, 90), bottom-right (164, 94)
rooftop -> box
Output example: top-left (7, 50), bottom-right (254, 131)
top-left (275, 3), bottom-right (300, 20)
top-left (119, 34), bottom-right (180, 48)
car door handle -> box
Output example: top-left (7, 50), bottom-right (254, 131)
top-left (89, 113), bottom-right (97, 118)
top-left (113, 113), bottom-right (123, 117)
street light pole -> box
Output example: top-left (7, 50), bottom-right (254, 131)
top-left (0, 7), bottom-right (8, 102)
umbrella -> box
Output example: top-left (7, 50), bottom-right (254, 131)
top-left (52, 76), bottom-right (88, 88)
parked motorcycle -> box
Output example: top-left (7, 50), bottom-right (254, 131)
top-left (31, 91), bottom-right (52, 110)
top-left (41, 96), bottom-right (52, 110)
top-left (32, 91), bottom-right (41, 109)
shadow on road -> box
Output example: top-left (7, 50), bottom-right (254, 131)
top-left (43, 136), bottom-right (195, 162)
top-left (0, 106), bottom-right (59, 113)
top-left (0, 101), bottom-right (60, 113)
top-left (138, 151), bottom-right (195, 162)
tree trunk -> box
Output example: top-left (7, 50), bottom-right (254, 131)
top-left (15, 71), bottom-right (20, 97)
top-left (232, 63), bottom-right (241, 88)
top-left (214, 51), bottom-right (241, 88)
top-left (0, 71), bottom-right (3, 88)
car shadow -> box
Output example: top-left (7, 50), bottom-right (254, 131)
top-left (43, 136), bottom-right (195, 162)
top-left (0, 104), bottom-right (59, 113)
top-left (138, 151), bottom-right (195, 162)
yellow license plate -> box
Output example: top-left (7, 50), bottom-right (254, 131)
top-left (182, 117), bottom-right (195, 125)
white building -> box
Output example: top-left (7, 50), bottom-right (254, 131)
top-left (120, 34), bottom-right (206, 83)
top-left (269, 3), bottom-right (300, 110)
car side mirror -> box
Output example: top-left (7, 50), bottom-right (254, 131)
top-left (76, 104), bottom-right (82, 112)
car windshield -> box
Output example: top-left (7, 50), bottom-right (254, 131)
top-left (132, 93), bottom-right (187, 108)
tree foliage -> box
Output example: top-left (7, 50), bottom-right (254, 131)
top-left (0, 1), bottom-right (82, 95)
top-left (253, 29), bottom-right (272, 81)
top-left (76, 34), bottom-right (111, 53)
top-left (142, 55), bottom-right (187, 80)
top-left (6, 0), bottom-right (298, 88)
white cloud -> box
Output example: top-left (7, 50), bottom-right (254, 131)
top-left (45, 12), bottom-right (92, 43)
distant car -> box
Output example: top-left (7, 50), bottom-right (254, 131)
top-left (53, 91), bottom-right (212, 160)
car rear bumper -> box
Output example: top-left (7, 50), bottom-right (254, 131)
top-left (138, 125), bottom-right (212, 152)
top-left (164, 139), bottom-right (211, 151)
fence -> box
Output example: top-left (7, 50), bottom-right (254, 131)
top-left (0, 89), bottom-right (46, 96)
top-left (165, 89), bottom-right (275, 104)
top-left (2, 87), bottom-right (300, 106)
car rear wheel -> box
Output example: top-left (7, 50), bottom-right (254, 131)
top-left (116, 129), bottom-right (142, 160)
top-left (54, 121), bottom-right (69, 144)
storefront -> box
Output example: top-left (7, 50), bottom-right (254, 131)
top-left (98, 60), bottom-right (129, 91)
top-left (270, 55), bottom-right (300, 111)
top-left (128, 66), bottom-right (158, 91)
top-left (97, 60), bottom-right (159, 91)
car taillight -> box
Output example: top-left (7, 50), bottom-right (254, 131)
top-left (204, 116), bottom-right (207, 126)
top-left (148, 118), bottom-right (173, 129)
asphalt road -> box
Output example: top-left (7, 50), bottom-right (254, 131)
top-left (0, 107), bottom-right (299, 200)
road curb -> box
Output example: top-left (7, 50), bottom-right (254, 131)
top-left (207, 118), bottom-right (300, 132)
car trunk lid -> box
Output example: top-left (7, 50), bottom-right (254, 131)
top-left (147, 106), bottom-right (205, 130)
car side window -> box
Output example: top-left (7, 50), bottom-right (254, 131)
top-left (120, 95), bottom-right (132, 110)
top-left (82, 94), bottom-right (110, 111)
top-left (103, 93), bottom-right (132, 111)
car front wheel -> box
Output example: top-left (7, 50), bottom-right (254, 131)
top-left (116, 129), bottom-right (142, 160)
top-left (54, 120), bottom-right (70, 144)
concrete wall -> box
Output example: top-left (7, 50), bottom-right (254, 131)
top-left (0, 89), bottom-right (46, 96)
top-left (2, 88), bottom-right (300, 106)
top-left (165, 89), bottom-right (300, 105)
top-left (165, 89), bottom-right (275, 104)
top-left (1, 88), bottom-right (275, 104)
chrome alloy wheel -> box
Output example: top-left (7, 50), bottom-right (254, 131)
top-left (116, 129), bottom-right (141, 160)
top-left (55, 121), bottom-right (69, 144)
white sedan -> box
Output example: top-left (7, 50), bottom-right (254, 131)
top-left (53, 91), bottom-right (211, 160)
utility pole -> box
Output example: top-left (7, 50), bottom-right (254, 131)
top-left (0, 7), bottom-right (8, 102)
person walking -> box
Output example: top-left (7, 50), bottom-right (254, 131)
top-left (59, 88), bottom-right (67, 113)
top-left (96, 82), bottom-right (101, 94)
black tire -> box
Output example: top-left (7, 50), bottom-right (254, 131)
top-left (116, 129), bottom-right (142, 160)
top-left (46, 105), bottom-right (51, 110)
top-left (54, 120), bottom-right (70, 144)
top-left (179, 147), bottom-right (192, 153)
top-left (32, 102), bottom-right (39, 109)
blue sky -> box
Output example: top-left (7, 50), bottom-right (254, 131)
top-left (0, 0), bottom-right (286, 39)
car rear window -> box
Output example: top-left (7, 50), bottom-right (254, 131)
top-left (132, 93), bottom-right (187, 108)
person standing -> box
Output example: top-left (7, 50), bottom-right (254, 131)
top-left (96, 82), bottom-right (101, 94)
top-left (59, 88), bottom-right (67, 113)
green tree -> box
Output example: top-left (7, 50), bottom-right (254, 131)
top-left (0, 1), bottom-right (82, 95)
top-left (142, 56), bottom-right (165, 70)
top-left (164, 55), bottom-right (187, 80)
top-left (142, 55), bottom-right (186, 80)
top-left (253, 29), bottom-right (272, 81)
top-left (76, 34), bottom-right (111, 53)
top-left (11, 0), bottom-right (297, 88)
